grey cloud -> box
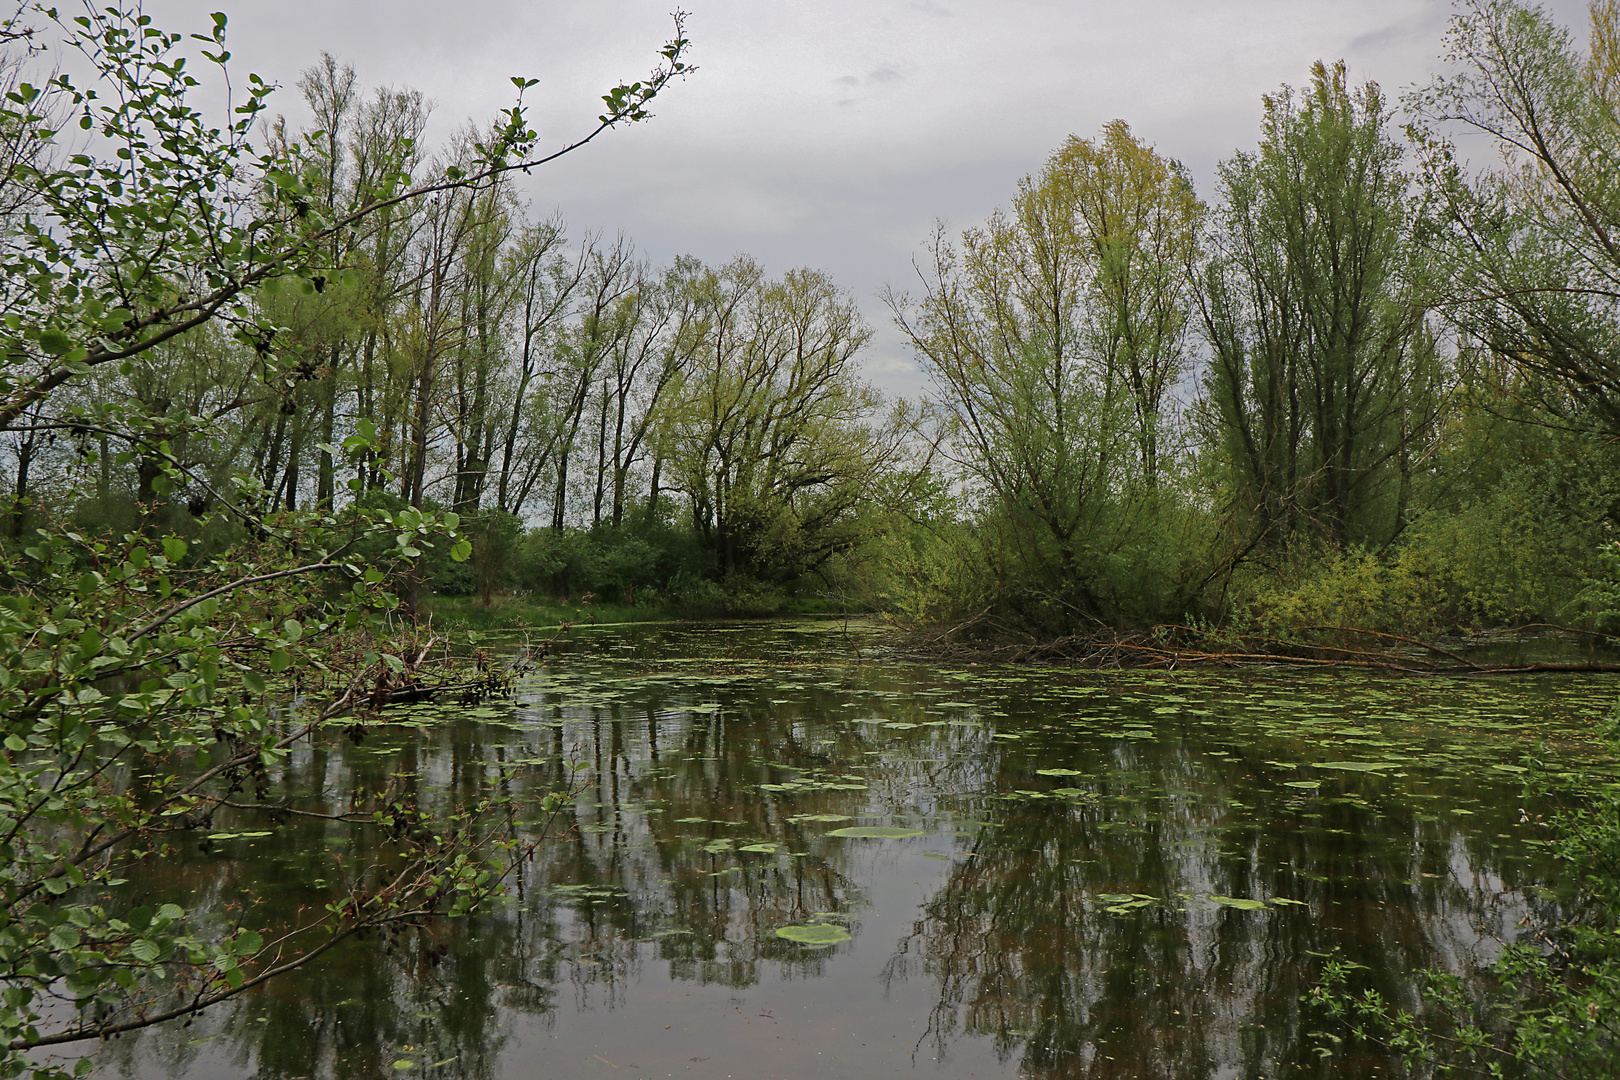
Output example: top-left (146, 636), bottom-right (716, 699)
top-left (153, 0), bottom-right (1596, 404)
top-left (834, 65), bottom-right (908, 92)
top-left (1346, 6), bottom-right (1450, 56)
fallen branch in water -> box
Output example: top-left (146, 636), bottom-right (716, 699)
top-left (360, 620), bottom-right (574, 708)
top-left (894, 618), bottom-right (1620, 676)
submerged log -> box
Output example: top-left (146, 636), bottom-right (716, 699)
top-left (898, 618), bottom-right (1620, 676)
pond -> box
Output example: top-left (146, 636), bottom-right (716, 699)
top-left (80, 620), bottom-right (1620, 1079)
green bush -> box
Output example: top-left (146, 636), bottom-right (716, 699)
top-left (507, 523), bottom-right (712, 604)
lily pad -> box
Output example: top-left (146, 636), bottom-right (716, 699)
top-left (739, 842), bottom-right (781, 853)
top-left (1314, 761), bottom-right (1390, 772)
top-left (1036, 767), bottom-right (1086, 777)
top-left (775, 923), bottom-right (852, 945)
top-left (827, 826), bottom-right (925, 839)
top-left (1209, 895), bottom-right (1269, 910)
top-left (1284, 781), bottom-right (1322, 789)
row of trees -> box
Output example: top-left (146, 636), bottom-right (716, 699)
top-left (888, 0), bottom-right (1620, 638)
top-left (0, 0), bottom-right (1616, 634)
top-left (0, 53), bottom-right (902, 602)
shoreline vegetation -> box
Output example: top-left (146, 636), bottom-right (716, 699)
top-left (422, 592), bottom-right (1620, 677)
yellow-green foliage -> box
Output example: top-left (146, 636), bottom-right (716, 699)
top-left (1235, 368), bottom-right (1620, 637)
top-left (1398, 502), bottom-right (1596, 628)
top-left (1240, 546), bottom-right (1439, 634)
top-left (880, 519), bottom-right (994, 627)
top-left (1240, 498), bottom-right (1611, 637)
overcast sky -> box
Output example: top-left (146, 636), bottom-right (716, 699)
top-left (150, 0), bottom-right (1590, 398)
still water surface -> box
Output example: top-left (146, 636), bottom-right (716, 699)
top-left (92, 621), bottom-right (1620, 1079)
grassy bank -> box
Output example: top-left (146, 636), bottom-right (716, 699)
top-left (421, 595), bottom-right (670, 632)
top-left (420, 593), bottom-right (869, 633)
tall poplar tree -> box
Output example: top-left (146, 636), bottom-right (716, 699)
top-left (1197, 61), bottom-right (1440, 551)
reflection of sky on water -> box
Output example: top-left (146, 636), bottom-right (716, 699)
top-left (91, 622), bottom-right (1616, 1080)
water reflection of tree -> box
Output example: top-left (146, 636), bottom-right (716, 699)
top-left (546, 685), bottom-right (871, 993)
top-left (886, 764), bottom-right (1543, 1080)
top-left (96, 713), bottom-right (552, 1080)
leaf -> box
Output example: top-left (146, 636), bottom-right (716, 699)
top-left (774, 923), bottom-right (851, 945)
top-left (1314, 761), bottom-right (1390, 772)
top-left (827, 826), bottom-right (924, 839)
top-left (1036, 767), bottom-right (1086, 776)
top-left (39, 328), bottom-right (74, 356)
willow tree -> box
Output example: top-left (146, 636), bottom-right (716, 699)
top-left (1409, 0), bottom-right (1620, 435)
top-left (1197, 61), bottom-right (1440, 552)
top-left (889, 124), bottom-right (1205, 629)
top-left (666, 256), bottom-right (901, 583)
